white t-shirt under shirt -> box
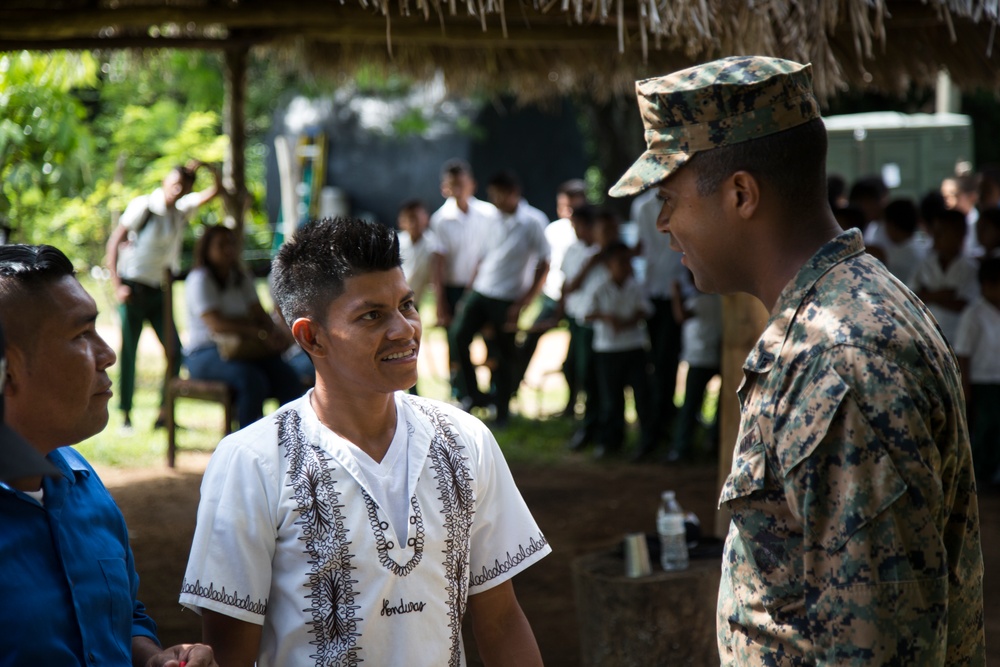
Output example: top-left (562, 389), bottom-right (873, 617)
top-left (953, 296), bottom-right (1000, 384)
top-left (179, 392), bottom-right (550, 667)
top-left (116, 188), bottom-right (203, 287)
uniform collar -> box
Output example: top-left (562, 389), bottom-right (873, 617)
top-left (743, 229), bottom-right (865, 375)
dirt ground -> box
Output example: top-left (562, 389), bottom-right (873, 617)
top-left (101, 450), bottom-right (1000, 666)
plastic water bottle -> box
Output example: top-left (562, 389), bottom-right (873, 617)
top-left (657, 490), bottom-right (689, 571)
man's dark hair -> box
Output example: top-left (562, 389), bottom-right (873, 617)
top-left (570, 203), bottom-right (598, 226)
top-left (848, 176), bottom-right (888, 206)
top-left (920, 189), bottom-right (948, 226)
top-left (398, 198), bottom-right (427, 216)
top-left (979, 256), bottom-right (1000, 286)
top-left (272, 217), bottom-right (401, 326)
top-left (935, 208), bottom-right (968, 237)
top-left (884, 198), bottom-right (919, 235)
top-left (832, 206), bottom-right (868, 233)
top-left (441, 158), bottom-right (473, 181)
top-left (488, 170), bottom-right (521, 193)
top-left (0, 244), bottom-right (76, 349)
top-left (558, 179), bottom-right (587, 198)
top-left (827, 174), bottom-right (847, 209)
top-left (686, 118), bottom-right (828, 211)
top-left (979, 207), bottom-right (1000, 234)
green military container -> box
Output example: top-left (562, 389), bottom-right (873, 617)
top-left (823, 112), bottom-right (974, 201)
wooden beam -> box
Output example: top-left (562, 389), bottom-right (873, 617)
top-left (222, 44), bottom-right (249, 233)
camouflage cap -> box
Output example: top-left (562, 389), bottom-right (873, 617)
top-left (608, 55), bottom-right (821, 198)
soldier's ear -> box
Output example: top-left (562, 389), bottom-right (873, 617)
top-left (729, 170), bottom-right (760, 220)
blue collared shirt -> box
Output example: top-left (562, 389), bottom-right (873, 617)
top-left (0, 447), bottom-right (159, 666)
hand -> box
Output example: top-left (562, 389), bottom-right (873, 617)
top-left (144, 643), bottom-right (217, 667)
top-left (115, 283), bottom-right (133, 304)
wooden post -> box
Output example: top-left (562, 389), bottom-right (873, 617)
top-left (714, 293), bottom-right (769, 538)
top-left (223, 44), bottom-right (249, 233)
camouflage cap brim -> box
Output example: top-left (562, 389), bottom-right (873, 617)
top-left (608, 150), bottom-right (688, 197)
top-left (609, 56), bottom-right (820, 199)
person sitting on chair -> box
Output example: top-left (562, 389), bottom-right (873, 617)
top-left (184, 225), bottom-right (305, 428)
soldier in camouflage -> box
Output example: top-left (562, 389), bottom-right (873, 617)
top-left (610, 56), bottom-right (986, 665)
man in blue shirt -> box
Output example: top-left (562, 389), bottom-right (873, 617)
top-left (0, 244), bottom-right (217, 667)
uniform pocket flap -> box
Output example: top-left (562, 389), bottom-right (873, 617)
top-left (719, 423), bottom-right (766, 507)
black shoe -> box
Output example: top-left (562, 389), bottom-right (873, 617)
top-left (566, 429), bottom-right (591, 451)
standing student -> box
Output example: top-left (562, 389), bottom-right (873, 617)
top-left (450, 170), bottom-right (550, 426)
top-left (179, 217), bottom-right (549, 666)
top-left (610, 55), bottom-right (984, 664)
top-left (397, 199), bottom-right (440, 307)
top-left (106, 161), bottom-right (221, 430)
top-left (954, 256), bottom-right (1000, 488)
top-left (583, 241), bottom-right (654, 459)
top-left (911, 208), bottom-right (979, 344)
top-left (430, 159), bottom-right (498, 398)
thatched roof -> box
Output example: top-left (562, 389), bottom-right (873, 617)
top-left (1, 0), bottom-right (998, 101)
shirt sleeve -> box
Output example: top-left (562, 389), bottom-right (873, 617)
top-left (179, 436), bottom-right (280, 624)
top-left (466, 423), bottom-right (551, 595)
top-left (119, 196), bottom-right (150, 232)
top-left (174, 190), bottom-right (204, 217)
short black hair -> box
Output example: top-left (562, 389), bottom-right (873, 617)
top-left (827, 173), bottom-right (847, 208)
top-left (849, 176), bottom-right (888, 205)
top-left (488, 170), bottom-right (521, 193)
top-left (441, 158), bottom-right (472, 181)
top-left (884, 198), bottom-right (919, 235)
top-left (0, 244), bottom-right (76, 349)
top-left (687, 118), bottom-right (829, 211)
top-left (272, 217), bottom-right (401, 326)
top-left (569, 203), bottom-right (598, 226)
top-left (919, 189), bottom-right (948, 225)
top-left (558, 179), bottom-right (587, 198)
top-left (398, 199), bottom-right (427, 216)
top-left (833, 206), bottom-right (868, 233)
top-left (935, 208), bottom-right (968, 237)
top-left (979, 256), bottom-right (1000, 285)
top-left (979, 207), bottom-right (1000, 233)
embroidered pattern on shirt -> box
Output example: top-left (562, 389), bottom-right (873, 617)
top-left (364, 491), bottom-right (425, 576)
top-left (280, 409), bottom-right (363, 667)
top-left (178, 579), bottom-right (268, 617)
top-left (412, 397), bottom-right (475, 667)
top-left (470, 533), bottom-right (549, 587)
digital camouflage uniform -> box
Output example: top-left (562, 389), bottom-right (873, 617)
top-left (609, 56), bottom-right (986, 665)
top-left (718, 230), bottom-right (984, 665)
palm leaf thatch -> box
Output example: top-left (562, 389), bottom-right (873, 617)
top-left (0, 0), bottom-right (998, 101)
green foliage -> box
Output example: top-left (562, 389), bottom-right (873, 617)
top-left (0, 51), bottom-right (99, 239)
